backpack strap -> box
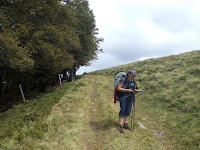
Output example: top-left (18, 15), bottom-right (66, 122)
top-left (122, 77), bottom-right (130, 89)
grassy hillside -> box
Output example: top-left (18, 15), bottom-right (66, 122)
top-left (0, 50), bottom-right (199, 150)
top-left (88, 50), bottom-right (200, 149)
top-left (1, 75), bottom-right (179, 150)
top-left (0, 76), bottom-right (163, 149)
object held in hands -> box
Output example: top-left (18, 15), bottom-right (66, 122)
top-left (134, 89), bottom-right (142, 92)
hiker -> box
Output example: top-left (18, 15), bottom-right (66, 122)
top-left (117, 70), bottom-right (138, 133)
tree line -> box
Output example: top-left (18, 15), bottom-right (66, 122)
top-left (0, 0), bottom-right (103, 109)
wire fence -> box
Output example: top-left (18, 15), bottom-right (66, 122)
top-left (0, 74), bottom-right (67, 110)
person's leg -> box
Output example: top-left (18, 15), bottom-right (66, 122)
top-left (124, 94), bottom-right (134, 120)
top-left (124, 117), bottom-right (129, 123)
top-left (119, 117), bottom-right (124, 125)
top-left (118, 96), bottom-right (127, 133)
top-left (123, 95), bottom-right (134, 130)
top-left (119, 96), bottom-right (127, 121)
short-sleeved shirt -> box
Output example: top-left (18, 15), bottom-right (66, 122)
top-left (119, 77), bottom-right (136, 91)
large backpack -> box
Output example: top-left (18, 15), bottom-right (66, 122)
top-left (114, 72), bottom-right (126, 103)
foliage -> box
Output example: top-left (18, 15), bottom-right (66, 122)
top-left (0, 0), bottom-right (103, 106)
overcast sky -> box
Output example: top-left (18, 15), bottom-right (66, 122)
top-left (77, 0), bottom-right (200, 75)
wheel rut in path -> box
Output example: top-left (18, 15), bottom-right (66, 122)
top-left (85, 76), bottom-right (107, 150)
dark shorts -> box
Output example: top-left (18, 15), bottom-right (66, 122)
top-left (119, 94), bottom-right (134, 118)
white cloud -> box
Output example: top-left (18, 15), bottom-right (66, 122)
top-left (77, 0), bottom-right (200, 75)
top-left (89, 0), bottom-right (125, 37)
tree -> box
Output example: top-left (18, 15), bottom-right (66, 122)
top-left (63, 0), bottom-right (103, 79)
top-left (0, 0), bottom-right (103, 106)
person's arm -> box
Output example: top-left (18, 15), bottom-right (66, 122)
top-left (117, 83), bottom-right (133, 93)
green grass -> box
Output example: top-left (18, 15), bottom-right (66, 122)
top-left (0, 80), bottom-right (87, 149)
top-left (0, 75), bottom-right (168, 150)
top-left (0, 50), bottom-right (199, 150)
top-left (92, 76), bottom-right (165, 150)
top-left (88, 50), bottom-right (200, 150)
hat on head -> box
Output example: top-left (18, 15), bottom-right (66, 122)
top-left (127, 70), bottom-right (137, 76)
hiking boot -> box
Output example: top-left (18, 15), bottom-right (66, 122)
top-left (123, 123), bottom-right (132, 130)
top-left (118, 124), bottom-right (124, 133)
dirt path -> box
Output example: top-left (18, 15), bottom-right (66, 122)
top-left (45, 75), bottom-right (174, 150)
top-left (38, 75), bottom-right (175, 149)
top-left (84, 76), bottom-right (99, 149)
top-left (87, 75), bottom-right (172, 150)
top-left (84, 75), bottom-right (168, 150)
top-left (0, 75), bottom-right (187, 149)
top-left (84, 76), bottom-right (107, 150)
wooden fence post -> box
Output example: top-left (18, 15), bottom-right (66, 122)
top-left (19, 84), bottom-right (25, 103)
top-left (58, 74), bottom-right (63, 86)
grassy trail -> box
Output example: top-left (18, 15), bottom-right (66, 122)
top-left (1, 75), bottom-right (178, 149)
top-left (32, 75), bottom-right (171, 150)
top-left (1, 51), bottom-right (199, 150)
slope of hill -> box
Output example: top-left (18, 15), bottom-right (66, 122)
top-left (0, 75), bottom-right (182, 150)
top-left (0, 50), bottom-right (199, 150)
top-left (88, 50), bottom-right (200, 149)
